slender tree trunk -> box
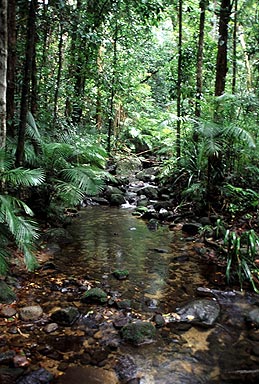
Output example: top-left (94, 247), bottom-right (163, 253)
top-left (232, 0), bottom-right (238, 94)
top-left (194, 0), bottom-right (207, 120)
top-left (176, 0), bottom-right (182, 160)
top-left (238, 25), bottom-right (252, 90)
top-left (7, 0), bottom-right (16, 138)
top-left (214, 0), bottom-right (232, 97)
top-left (193, 0), bottom-right (207, 143)
top-left (53, 19), bottom-right (63, 124)
top-left (15, 0), bottom-right (37, 166)
top-left (31, 41), bottom-right (37, 116)
top-left (207, 0), bottom-right (232, 208)
top-left (107, 15), bottom-right (118, 155)
top-left (0, 0), bottom-right (7, 149)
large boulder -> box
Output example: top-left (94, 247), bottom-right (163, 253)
top-left (176, 299), bottom-right (220, 326)
top-left (115, 157), bottom-right (142, 177)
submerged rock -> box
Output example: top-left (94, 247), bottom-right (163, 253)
top-left (246, 307), bottom-right (259, 327)
top-left (121, 321), bottom-right (156, 346)
top-left (50, 307), bottom-right (79, 326)
top-left (176, 299), bottom-right (220, 326)
top-left (16, 368), bottom-right (53, 384)
top-left (115, 355), bottom-right (137, 382)
top-left (182, 222), bottom-right (202, 236)
top-left (81, 287), bottom-right (108, 304)
top-left (112, 269), bottom-right (129, 280)
top-left (57, 366), bottom-right (119, 384)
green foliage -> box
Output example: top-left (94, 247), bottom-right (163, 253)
top-left (224, 229), bottom-right (259, 292)
top-left (0, 149), bottom-right (44, 274)
top-left (221, 184), bottom-right (259, 215)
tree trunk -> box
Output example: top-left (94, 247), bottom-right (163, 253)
top-left (7, 0), bottom-right (16, 138)
top-left (207, 0), bottom-right (232, 208)
top-left (53, 19), bottom-right (64, 124)
top-left (0, 0), bottom-right (7, 149)
top-left (176, 0), bottom-right (182, 160)
top-left (107, 15), bottom-right (118, 155)
top-left (214, 0), bottom-right (232, 97)
top-left (194, 0), bottom-right (207, 120)
top-left (193, 0), bottom-right (207, 143)
top-left (15, 0), bottom-right (37, 166)
top-left (232, 0), bottom-right (238, 94)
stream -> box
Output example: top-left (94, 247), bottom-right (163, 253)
top-left (2, 206), bottom-right (259, 384)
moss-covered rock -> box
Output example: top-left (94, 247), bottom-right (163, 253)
top-left (113, 269), bottom-right (129, 280)
top-left (121, 321), bottom-right (156, 345)
top-left (81, 287), bottom-right (108, 304)
top-left (0, 281), bottom-right (17, 304)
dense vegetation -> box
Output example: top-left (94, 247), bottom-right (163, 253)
top-left (1, 0), bottom-right (259, 290)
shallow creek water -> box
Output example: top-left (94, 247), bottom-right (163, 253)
top-left (50, 206), bottom-right (259, 383)
top-left (3, 206), bottom-right (259, 384)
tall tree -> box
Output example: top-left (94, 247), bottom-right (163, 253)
top-left (176, 0), bottom-right (182, 159)
top-left (195, 0), bottom-right (208, 120)
top-left (15, 0), bottom-right (37, 166)
top-left (7, 0), bottom-right (16, 138)
top-left (232, 0), bottom-right (238, 93)
top-left (0, 0), bottom-right (7, 149)
top-left (214, 0), bottom-right (232, 97)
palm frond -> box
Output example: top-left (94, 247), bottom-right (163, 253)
top-left (0, 240), bottom-right (10, 275)
top-left (224, 124), bottom-right (256, 148)
top-left (22, 244), bottom-right (39, 271)
top-left (60, 166), bottom-right (105, 195)
top-left (55, 180), bottom-right (86, 205)
top-left (2, 168), bottom-right (45, 187)
top-left (26, 112), bottom-right (41, 142)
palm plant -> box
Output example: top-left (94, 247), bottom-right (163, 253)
top-left (0, 148), bottom-right (45, 274)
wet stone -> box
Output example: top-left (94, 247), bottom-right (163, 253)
top-left (57, 366), bottom-right (119, 384)
top-left (247, 307), bottom-right (259, 327)
top-left (115, 355), bottom-right (137, 382)
top-left (176, 299), bottom-right (220, 326)
top-left (0, 305), bottom-right (17, 318)
top-left (153, 313), bottom-right (165, 328)
top-left (19, 305), bottom-right (43, 321)
top-left (16, 368), bottom-right (53, 384)
top-left (0, 350), bottom-right (15, 364)
top-left (50, 306), bottom-right (80, 326)
top-left (116, 299), bottom-right (131, 309)
top-left (112, 269), bottom-right (129, 280)
top-left (0, 367), bottom-right (24, 384)
top-left (81, 287), bottom-right (108, 304)
top-left (44, 322), bottom-right (59, 333)
top-left (121, 321), bottom-right (156, 346)
top-left (113, 315), bottom-right (129, 329)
